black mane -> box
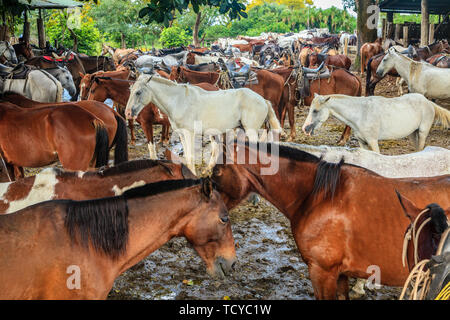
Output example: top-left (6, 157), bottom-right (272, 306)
top-left (64, 179), bottom-right (203, 259)
top-left (428, 203), bottom-right (449, 234)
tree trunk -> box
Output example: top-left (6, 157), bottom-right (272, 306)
top-left (355, 0), bottom-right (378, 66)
top-left (193, 11), bottom-right (202, 48)
top-left (68, 27), bottom-right (78, 52)
top-left (421, 0), bottom-right (429, 46)
top-left (120, 32), bottom-right (126, 49)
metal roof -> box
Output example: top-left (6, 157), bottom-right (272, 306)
top-left (18, 0), bottom-right (83, 9)
top-left (379, 0), bottom-right (450, 15)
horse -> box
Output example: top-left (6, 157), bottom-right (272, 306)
top-left (396, 193), bottom-right (450, 300)
top-left (0, 41), bottom-right (18, 64)
top-left (306, 53), bottom-right (351, 70)
top-left (43, 66), bottom-right (77, 97)
top-left (377, 47), bottom-right (450, 99)
top-left (87, 75), bottom-right (171, 158)
top-left (410, 40), bottom-right (448, 61)
top-left (0, 159), bottom-right (195, 214)
top-left (1, 92), bottom-right (128, 165)
top-left (12, 41), bottom-right (34, 61)
top-left (426, 54), bottom-right (450, 68)
top-left (125, 74), bottom-right (281, 174)
top-left (0, 178), bottom-right (236, 299)
top-left (211, 140), bottom-right (450, 299)
top-left (360, 38), bottom-right (383, 74)
top-left (1, 69), bottom-right (63, 102)
top-left (302, 93), bottom-right (450, 153)
top-left (0, 101), bottom-right (109, 180)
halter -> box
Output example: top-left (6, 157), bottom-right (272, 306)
top-left (400, 209), bottom-right (450, 300)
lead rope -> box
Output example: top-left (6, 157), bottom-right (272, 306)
top-left (399, 210), bottom-right (450, 300)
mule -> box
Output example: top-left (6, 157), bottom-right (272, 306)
top-left (0, 178), bottom-right (236, 299)
top-left (0, 159), bottom-right (195, 214)
top-left (1, 92), bottom-right (128, 165)
top-left (211, 140), bottom-right (450, 299)
top-left (377, 47), bottom-right (450, 99)
top-left (302, 93), bottom-right (450, 153)
top-left (0, 101), bottom-right (109, 179)
top-left (125, 75), bottom-right (282, 174)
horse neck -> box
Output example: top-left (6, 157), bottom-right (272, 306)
top-left (324, 98), bottom-right (361, 128)
top-left (104, 80), bottom-right (130, 105)
top-left (114, 188), bottom-right (202, 274)
top-left (392, 54), bottom-right (412, 79)
top-left (144, 79), bottom-right (180, 117)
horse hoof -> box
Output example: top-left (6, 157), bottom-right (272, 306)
top-left (337, 139), bottom-right (346, 146)
top-left (287, 136), bottom-right (295, 142)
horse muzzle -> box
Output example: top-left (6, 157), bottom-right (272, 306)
top-left (375, 68), bottom-right (384, 77)
top-left (209, 256), bottom-right (237, 278)
top-left (303, 123), bottom-right (316, 136)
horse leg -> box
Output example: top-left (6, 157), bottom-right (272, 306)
top-left (417, 126), bottom-right (431, 151)
top-left (308, 263), bottom-right (339, 299)
top-left (128, 119), bottom-right (136, 145)
top-left (287, 101), bottom-right (296, 141)
top-left (367, 139), bottom-right (380, 153)
top-left (337, 126), bottom-right (352, 145)
top-left (337, 275), bottom-right (350, 300)
top-left (180, 130), bottom-right (196, 175)
top-left (13, 166), bottom-right (24, 179)
top-left (203, 135), bottom-right (219, 174)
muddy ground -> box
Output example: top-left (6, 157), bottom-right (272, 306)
top-left (103, 73), bottom-right (449, 300)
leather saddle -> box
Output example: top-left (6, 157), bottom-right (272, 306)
top-left (228, 64), bottom-right (258, 88)
top-left (297, 62), bottom-right (330, 99)
top-left (0, 62), bottom-right (31, 79)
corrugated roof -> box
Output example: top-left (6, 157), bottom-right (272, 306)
top-left (18, 0), bottom-right (83, 9)
top-left (379, 0), bottom-right (450, 15)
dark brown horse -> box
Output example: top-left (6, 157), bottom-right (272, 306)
top-left (411, 40), bottom-right (448, 61)
top-left (0, 101), bottom-right (109, 180)
top-left (0, 159), bottom-right (195, 214)
top-left (211, 140), bottom-right (450, 299)
top-left (12, 42), bottom-right (34, 60)
top-left (0, 178), bottom-right (236, 299)
top-left (1, 92), bottom-right (128, 165)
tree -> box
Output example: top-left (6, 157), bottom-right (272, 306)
top-left (159, 26), bottom-right (192, 47)
top-left (139, 0), bottom-right (247, 27)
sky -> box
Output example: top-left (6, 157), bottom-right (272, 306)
top-left (311, 0), bottom-right (357, 16)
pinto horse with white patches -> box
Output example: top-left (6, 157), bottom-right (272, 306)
top-left (125, 75), bottom-right (282, 174)
top-left (376, 47), bottom-right (450, 100)
top-left (0, 159), bottom-right (195, 214)
top-left (0, 179), bottom-right (236, 299)
top-left (302, 93), bottom-right (450, 153)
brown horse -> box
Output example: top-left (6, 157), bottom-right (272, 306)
top-left (302, 68), bottom-right (362, 145)
top-left (12, 41), bottom-right (34, 60)
top-left (426, 54), bottom-right (450, 68)
top-left (211, 140), bottom-right (450, 299)
top-left (0, 101), bottom-right (109, 180)
top-left (0, 178), bottom-right (236, 299)
top-left (0, 159), bottom-right (195, 214)
top-left (411, 40), bottom-right (448, 61)
top-left (360, 38), bottom-right (383, 74)
top-left (1, 92), bottom-right (128, 165)
top-left (365, 52), bottom-right (399, 96)
top-left (306, 53), bottom-right (351, 70)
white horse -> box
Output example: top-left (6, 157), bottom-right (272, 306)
top-left (125, 74), bottom-right (281, 174)
top-left (302, 93), bottom-right (450, 153)
top-left (1, 69), bottom-right (63, 102)
top-left (0, 41), bottom-right (18, 65)
top-left (377, 47), bottom-right (450, 99)
top-left (44, 66), bottom-right (77, 97)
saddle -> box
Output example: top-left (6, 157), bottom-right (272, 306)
top-left (297, 62), bottom-right (330, 99)
top-left (227, 64), bottom-right (258, 88)
top-left (0, 62), bottom-right (32, 80)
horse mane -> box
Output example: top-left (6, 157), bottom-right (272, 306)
top-left (97, 159), bottom-right (175, 177)
top-left (428, 203), bottom-right (448, 234)
top-left (64, 179), bottom-right (203, 259)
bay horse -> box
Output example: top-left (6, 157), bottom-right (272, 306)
top-left (12, 41), bottom-right (34, 61)
top-left (1, 92), bottom-right (128, 165)
top-left (396, 192), bottom-right (450, 300)
top-left (0, 178), bottom-right (236, 299)
top-left (0, 159), bottom-right (195, 214)
top-left (211, 140), bottom-right (450, 299)
top-left (0, 101), bottom-right (109, 180)
top-left (301, 68), bottom-right (362, 145)
top-left (360, 38), bottom-right (383, 74)
top-left (306, 53), bottom-right (351, 70)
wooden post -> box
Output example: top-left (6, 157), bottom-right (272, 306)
top-left (382, 18), bottom-right (387, 39)
top-left (344, 36), bottom-right (348, 56)
top-left (387, 12), bottom-right (394, 23)
top-left (421, 0), bottom-right (429, 46)
top-left (428, 23), bottom-right (435, 44)
top-left (37, 9), bottom-right (46, 49)
top-left (395, 24), bottom-right (402, 42)
top-left (403, 26), bottom-right (409, 46)
top-left (23, 10), bottom-right (30, 43)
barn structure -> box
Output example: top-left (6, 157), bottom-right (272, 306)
top-left (379, 0), bottom-right (450, 46)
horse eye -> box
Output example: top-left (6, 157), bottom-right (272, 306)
top-left (313, 110), bottom-right (318, 114)
top-left (220, 216), bottom-right (229, 224)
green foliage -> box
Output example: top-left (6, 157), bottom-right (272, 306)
top-left (139, 0), bottom-right (247, 27)
top-left (159, 26), bottom-right (192, 47)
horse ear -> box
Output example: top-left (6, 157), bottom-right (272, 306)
top-left (94, 77), bottom-right (100, 84)
top-left (201, 178), bottom-right (214, 200)
top-left (314, 93), bottom-right (319, 98)
top-left (79, 72), bottom-right (85, 78)
top-left (395, 190), bottom-right (419, 221)
top-left (323, 96), bottom-right (331, 103)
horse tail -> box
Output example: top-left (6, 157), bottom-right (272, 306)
top-left (265, 100), bottom-right (282, 131)
top-left (365, 56), bottom-right (373, 96)
top-left (432, 103), bottom-right (450, 129)
top-left (111, 114), bottom-right (129, 165)
top-left (360, 47), bottom-right (365, 74)
top-left (93, 120), bottom-right (110, 168)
